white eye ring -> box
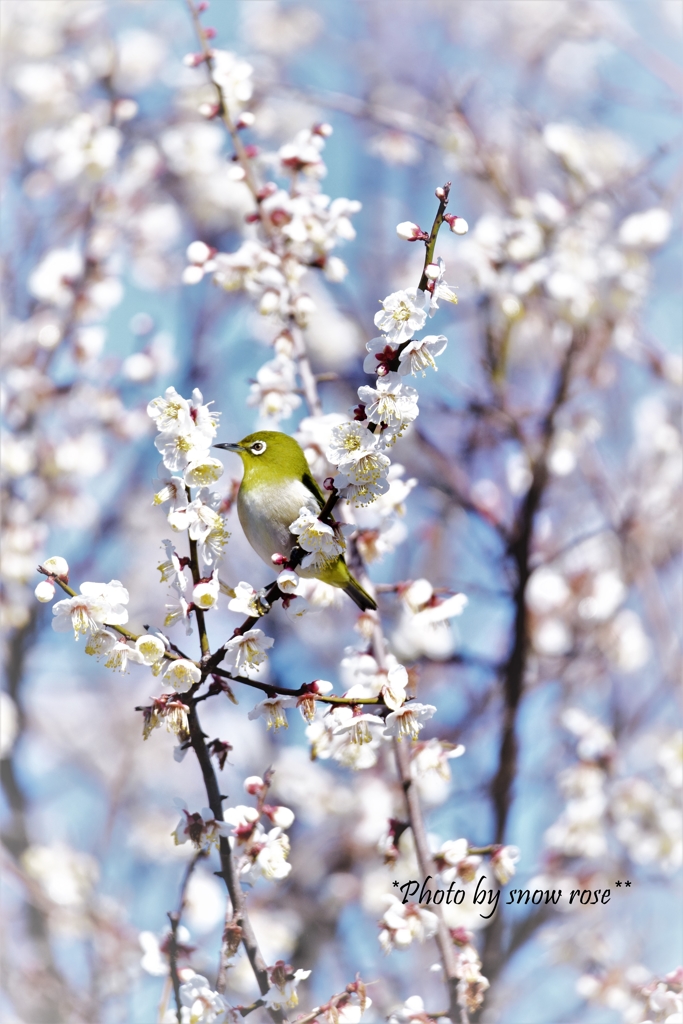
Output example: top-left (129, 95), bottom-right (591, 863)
top-left (251, 441), bottom-right (267, 455)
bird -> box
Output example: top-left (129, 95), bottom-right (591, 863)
top-left (214, 431), bottom-right (377, 611)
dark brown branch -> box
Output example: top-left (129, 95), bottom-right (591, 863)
top-left (186, 704), bottom-right (285, 1022)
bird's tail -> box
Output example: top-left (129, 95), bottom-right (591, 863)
top-left (344, 574), bottom-right (377, 612)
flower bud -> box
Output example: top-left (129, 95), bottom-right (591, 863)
top-left (113, 99), bottom-right (138, 123)
top-left (323, 256), bottom-right (348, 282)
top-left (42, 556), bottom-right (69, 577)
top-left (236, 111), bottom-right (255, 128)
top-left (268, 805), bottom-right (295, 829)
top-left (396, 221), bottom-right (427, 242)
top-left (259, 290), bottom-right (280, 315)
top-left (244, 775), bottom-right (264, 795)
top-left (198, 102), bottom-right (219, 119)
top-left (182, 265), bottom-right (204, 285)
top-left (424, 263), bottom-right (441, 281)
top-left (445, 214), bottom-right (468, 235)
top-left (435, 186), bottom-right (446, 199)
top-left (35, 580), bottom-right (55, 603)
top-left (186, 241), bottom-right (211, 265)
top-left (313, 122), bottom-right (333, 137)
top-left (293, 294), bottom-right (316, 326)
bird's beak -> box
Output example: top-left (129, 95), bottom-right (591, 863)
top-left (213, 442), bottom-right (243, 452)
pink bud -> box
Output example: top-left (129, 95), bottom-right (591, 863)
top-left (203, 26), bottom-right (216, 39)
top-left (196, 0), bottom-right (209, 10)
top-left (396, 221), bottom-right (428, 242)
top-left (243, 144), bottom-right (259, 159)
top-left (198, 102), bottom-right (219, 119)
top-left (313, 122), bottom-right (333, 137)
top-left (445, 214), bottom-right (468, 235)
top-left (236, 111), bottom-right (255, 129)
top-left (256, 182), bottom-right (277, 201)
top-left (244, 775), bottom-right (264, 795)
top-left (183, 52), bottom-right (205, 67)
top-left (271, 553), bottom-right (288, 565)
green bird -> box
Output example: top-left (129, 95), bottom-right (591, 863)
top-left (214, 431), bottom-right (377, 612)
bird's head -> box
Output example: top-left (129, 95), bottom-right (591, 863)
top-left (214, 431), bottom-right (310, 485)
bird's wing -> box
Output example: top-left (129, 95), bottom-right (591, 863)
top-left (302, 471), bottom-right (326, 510)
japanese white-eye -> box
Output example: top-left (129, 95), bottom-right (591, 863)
top-left (214, 431), bottom-right (377, 612)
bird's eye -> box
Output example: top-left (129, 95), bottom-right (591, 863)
top-left (251, 441), bottom-right (267, 455)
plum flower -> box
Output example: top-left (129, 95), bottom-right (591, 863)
top-left (228, 581), bottom-right (268, 616)
top-left (289, 507), bottom-right (344, 570)
top-left (163, 658), bottom-right (201, 693)
top-left (178, 971), bottom-right (227, 1024)
top-left (224, 628), bottom-right (274, 675)
top-left (356, 379), bottom-right (419, 443)
top-left (157, 540), bottom-right (188, 592)
top-left (172, 805), bottom-right (231, 851)
top-left (264, 962), bottom-right (311, 1010)
top-left (52, 580), bottom-right (129, 639)
top-left (379, 895), bottom-right (438, 953)
top-left (397, 334), bottom-right (448, 377)
top-left (374, 288), bottom-right (427, 344)
top-left (248, 695), bottom-right (298, 730)
top-left (384, 702), bottom-right (436, 740)
top-left (491, 844), bottom-right (520, 884)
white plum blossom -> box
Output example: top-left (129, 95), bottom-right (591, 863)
top-left (357, 379), bottom-right (419, 443)
top-left (210, 50), bottom-right (253, 113)
top-left (228, 581), bottom-right (267, 617)
top-left (167, 493), bottom-right (230, 567)
top-left (153, 475), bottom-right (186, 507)
top-left (420, 258), bottom-right (459, 315)
top-left (157, 540), bottom-right (188, 592)
top-left (332, 710), bottom-right (386, 745)
top-left (178, 970), bottom-right (228, 1024)
top-left (289, 507), bottom-right (345, 571)
top-left (491, 845), bottom-right (521, 884)
top-left (379, 895), bottom-right (439, 953)
top-left (248, 695), bottom-right (298, 730)
top-left (164, 594), bottom-right (193, 634)
top-left (436, 839), bottom-right (481, 883)
top-left (276, 569), bottom-right (300, 594)
top-left (183, 456), bottom-right (224, 488)
top-left (172, 806), bottom-right (231, 852)
top-left (397, 334), bottom-right (448, 377)
top-left (192, 574), bottom-right (220, 611)
top-left (163, 658), bottom-right (201, 693)
top-left (264, 963), bottom-right (311, 1010)
top-left (384, 703), bottom-right (437, 741)
top-left (326, 421), bottom-right (391, 506)
top-left (381, 663), bottom-right (409, 710)
top-left (247, 354), bottom-right (301, 423)
top-left (28, 248), bottom-right (84, 307)
top-left (374, 288), bottom-right (427, 344)
top-left (224, 628), bottom-right (274, 675)
top-left (279, 128), bottom-right (326, 178)
top-left (52, 580), bottom-right (129, 638)
top-left (134, 634), bottom-right (166, 668)
top-left (242, 826), bottom-right (292, 882)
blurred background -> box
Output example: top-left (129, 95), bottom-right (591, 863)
top-left (1, 1), bottom-right (681, 1022)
